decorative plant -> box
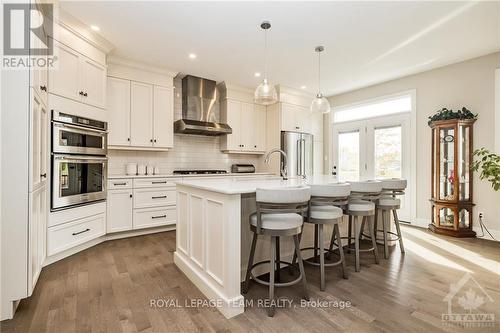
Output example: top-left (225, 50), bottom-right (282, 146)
top-left (472, 148), bottom-right (500, 191)
top-left (428, 107), bottom-right (477, 125)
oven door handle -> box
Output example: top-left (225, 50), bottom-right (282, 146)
top-left (53, 122), bottom-right (108, 135)
top-left (53, 155), bottom-right (108, 163)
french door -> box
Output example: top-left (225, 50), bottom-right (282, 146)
top-left (332, 114), bottom-right (412, 222)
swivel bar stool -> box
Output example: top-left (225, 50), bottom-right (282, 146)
top-left (293, 183), bottom-right (351, 291)
top-left (243, 186), bottom-right (311, 317)
top-left (376, 178), bottom-right (407, 259)
top-left (346, 180), bottom-right (382, 272)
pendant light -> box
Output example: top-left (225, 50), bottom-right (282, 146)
top-left (310, 46), bottom-right (331, 114)
top-left (254, 21), bottom-right (278, 105)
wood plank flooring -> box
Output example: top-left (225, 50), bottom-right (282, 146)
top-left (2, 225), bottom-right (499, 332)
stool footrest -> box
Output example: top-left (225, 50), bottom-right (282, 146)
top-left (249, 260), bottom-right (303, 288)
top-left (299, 246), bottom-right (343, 267)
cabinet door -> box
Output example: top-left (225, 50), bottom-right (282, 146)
top-left (107, 189), bottom-right (133, 233)
top-left (130, 81), bottom-right (154, 147)
top-left (107, 77), bottom-right (131, 146)
top-left (295, 105), bottom-right (311, 133)
top-left (30, 91), bottom-right (42, 191)
top-left (281, 103), bottom-right (298, 132)
top-left (38, 186), bottom-right (47, 272)
top-left (40, 102), bottom-right (48, 186)
top-left (225, 100), bottom-right (242, 150)
top-left (49, 42), bottom-right (81, 102)
top-left (153, 85), bottom-right (174, 149)
top-left (80, 56), bottom-right (106, 108)
top-left (240, 102), bottom-right (255, 151)
top-left (254, 104), bottom-right (267, 151)
top-left (28, 186), bottom-right (42, 296)
top-left (31, 30), bottom-right (48, 105)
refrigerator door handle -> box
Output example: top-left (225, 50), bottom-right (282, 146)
top-left (298, 138), bottom-right (306, 178)
top-left (296, 139), bottom-right (301, 176)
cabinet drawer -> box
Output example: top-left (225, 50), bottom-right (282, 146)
top-left (133, 188), bottom-right (176, 208)
top-left (47, 213), bottom-right (105, 256)
top-left (133, 177), bottom-right (180, 188)
top-left (133, 206), bottom-right (176, 230)
top-left (108, 179), bottom-right (132, 189)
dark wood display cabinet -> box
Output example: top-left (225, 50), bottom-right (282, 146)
top-left (429, 118), bottom-right (476, 237)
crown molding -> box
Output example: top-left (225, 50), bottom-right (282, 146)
top-left (58, 9), bottom-right (115, 54)
top-left (108, 56), bottom-right (178, 78)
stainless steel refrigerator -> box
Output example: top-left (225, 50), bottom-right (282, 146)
top-left (281, 131), bottom-right (314, 178)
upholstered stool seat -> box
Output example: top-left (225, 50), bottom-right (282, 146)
top-left (348, 199), bottom-right (375, 212)
top-left (250, 213), bottom-right (303, 230)
top-left (309, 205), bottom-right (343, 220)
top-left (377, 196), bottom-right (401, 207)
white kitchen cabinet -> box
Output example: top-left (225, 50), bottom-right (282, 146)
top-left (106, 188), bottom-right (133, 233)
top-left (133, 206), bottom-right (176, 230)
top-left (153, 85), bottom-right (174, 149)
top-left (28, 185), bottom-right (47, 296)
top-left (130, 81), bottom-right (153, 147)
top-left (49, 41), bottom-right (106, 109)
top-left (281, 103), bottom-right (311, 133)
top-left (30, 90), bottom-right (48, 192)
top-left (108, 78), bottom-right (173, 150)
top-left (221, 99), bottom-right (266, 153)
top-left (31, 28), bottom-right (48, 106)
top-left (107, 77), bottom-right (131, 146)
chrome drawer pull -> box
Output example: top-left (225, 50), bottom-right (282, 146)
top-left (72, 228), bottom-right (90, 236)
top-left (151, 215), bottom-right (166, 219)
top-left (152, 181), bottom-right (167, 184)
top-left (152, 195), bottom-right (167, 199)
top-left (113, 182), bottom-right (127, 186)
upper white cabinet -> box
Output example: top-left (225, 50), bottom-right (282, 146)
top-left (281, 103), bottom-right (312, 134)
top-left (221, 99), bottom-right (267, 153)
top-left (130, 81), bottom-right (154, 147)
top-left (107, 77), bottom-right (131, 146)
top-left (49, 41), bottom-right (106, 109)
top-left (107, 76), bottom-right (174, 150)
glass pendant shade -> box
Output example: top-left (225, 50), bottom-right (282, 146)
top-left (255, 78), bottom-right (278, 105)
top-left (311, 93), bottom-right (331, 114)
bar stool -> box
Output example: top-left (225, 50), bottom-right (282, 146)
top-left (293, 183), bottom-right (350, 291)
top-left (242, 186), bottom-right (311, 317)
top-left (346, 180), bottom-right (382, 272)
top-left (376, 179), bottom-right (407, 259)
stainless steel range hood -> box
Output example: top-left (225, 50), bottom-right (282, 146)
top-left (174, 75), bottom-right (232, 136)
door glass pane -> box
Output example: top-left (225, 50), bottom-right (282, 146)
top-left (374, 126), bottom-right (402, 179)
top-left (458, 125), bottom-right (470, 200)
top-left (439, 127), bottom-right (455, 200)
top-left (338, 131), bottom-right (359, 181)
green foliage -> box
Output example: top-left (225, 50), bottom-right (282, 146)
top-left (428, 107), bottom-right (477, 125)
top-left (472, 148), bottom-right (500, 191)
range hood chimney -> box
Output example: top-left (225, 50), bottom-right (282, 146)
top-left (174, 75), bottom-right (232, 136)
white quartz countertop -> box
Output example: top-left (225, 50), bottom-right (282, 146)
top-left (178, 175), bottom-right (340, 194)
top-left (108, 172), bottom-right (274, 179)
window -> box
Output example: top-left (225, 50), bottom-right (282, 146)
top-left (333, 94), bottom-right (411, 123)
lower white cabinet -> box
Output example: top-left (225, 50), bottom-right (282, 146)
top-left (106, 188), bottom-right (133, 233)
top-left (107, 177), bottom-right (177, 233)
top-left (133, 206), bottom-right (176, 229)
top-left (47, 212), bottom-right (106, 257)
top-left (28, 185), bottom-right (47, 296)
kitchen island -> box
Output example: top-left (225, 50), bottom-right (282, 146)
top-left (174, 175), bottom-right (339, 318)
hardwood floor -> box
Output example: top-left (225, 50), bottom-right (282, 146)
top-left (2, 225), bottom-right (499, 332)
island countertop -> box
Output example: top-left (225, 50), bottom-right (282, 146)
top-left (177, 174), bottom-right (340, 194)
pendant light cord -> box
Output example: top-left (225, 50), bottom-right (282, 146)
top-left (264, 28), bottom-right (268, 79)
top-left (317, 50), bottom-right (321, 94)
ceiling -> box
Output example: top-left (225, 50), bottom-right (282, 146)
top-left (60, 1), bottom-right (500, 96)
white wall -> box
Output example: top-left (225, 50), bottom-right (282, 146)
top-left (328, 52), bottom-right (500, 240)
top-left (108, 77), bottom-right (263, 175)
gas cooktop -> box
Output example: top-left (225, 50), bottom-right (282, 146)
top-left (173, 170), bottom-right (228, 175)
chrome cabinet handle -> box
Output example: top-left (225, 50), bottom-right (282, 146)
top-left (152, 195), bottom-right (167, 199)
top-left (72, 228), bottom-right (90, 236)
top-left (151, 215), bottom-right (166, 219)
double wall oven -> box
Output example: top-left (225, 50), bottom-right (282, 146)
top-left (51, 111), bottom-right (108, 211)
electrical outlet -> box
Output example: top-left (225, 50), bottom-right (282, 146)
top-left (478, 212), bottom-right (484, 219)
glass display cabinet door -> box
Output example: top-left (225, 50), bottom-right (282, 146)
top-left (438, 126), bottom-right (456, 201)
top-left (458, 124), bottom-right (471, 201)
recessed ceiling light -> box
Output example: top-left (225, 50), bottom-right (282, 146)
top-left (90, 25), bottom-right (100, 32)
top-left (254, 72), bottom-right (261, 77)
top-left (188, 53), bottom-right (197, 59)
top-left (300, 85), bottom-right (307, 89)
